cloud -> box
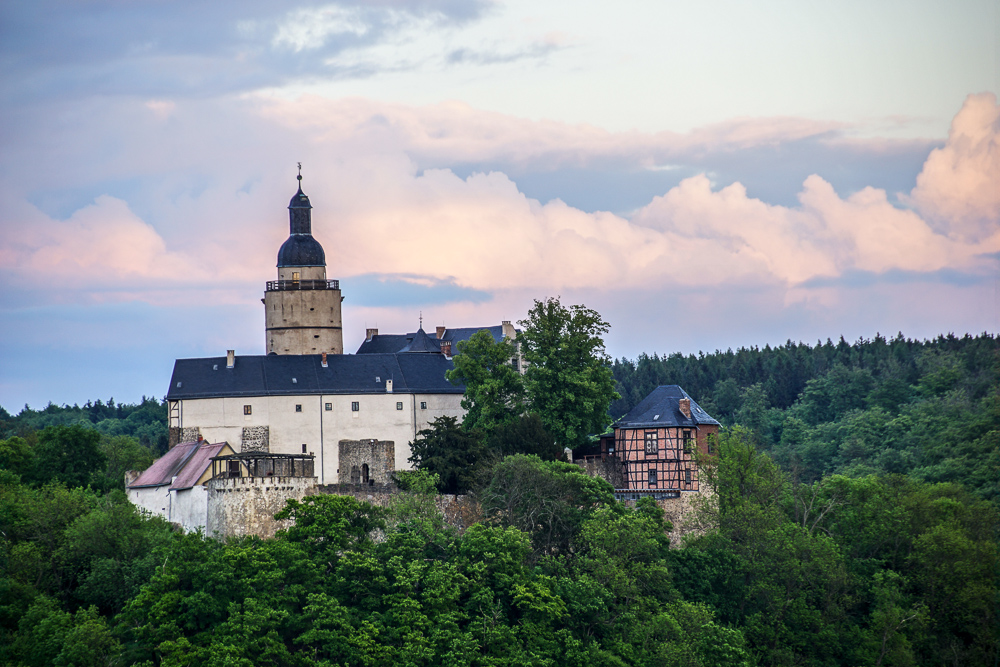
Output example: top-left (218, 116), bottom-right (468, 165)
top-left (0, 0), bottom-right (493, 101)
top-left (905, 92), bottom-right (1000, 242)
top-left (0, 196), bottom-right (206, 301)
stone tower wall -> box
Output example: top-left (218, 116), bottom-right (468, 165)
top-left (206, 475), bottom-right (317, 539)
top-left (264, 283), bottom-right (343, 355)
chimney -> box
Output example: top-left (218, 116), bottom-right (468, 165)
top-left (679, 397), bottom-right (692, 419)
top-left (197, 434), bottom-right (204, 442)
top-left (321, 352), bottom-right (328, 367)
top-left (436, 326), bottom-right (446, 339)
top-left (501, 320), bottom-right (515, 340)
top-left (366, 328), bottom-right (378, 341)
top-left (386, 379), bottom-right (393, 393)
top-left (226, 350), bottom-right (235, 369)
top-left (441, 341), bottom-right (452, 356)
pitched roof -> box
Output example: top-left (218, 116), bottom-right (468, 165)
top-left (170, 442), bottom-right (230, 490)
top-left (356, 334), bottom-right (411, 354)
top-left (355, 325), bottom-right (517, 355)
top-left (166, 352), bottom-right (463, 400)
top-left (128, 442), bottom-right (200, 488)
top-left (399, 328), bottom-right (441, 353)
top-left (614, 385), bottom-right (720, 429)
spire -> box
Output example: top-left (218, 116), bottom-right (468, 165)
top-left (277, 166), bottom-right (325, 267)
top-left (288, 165), bottom-right (312, 235)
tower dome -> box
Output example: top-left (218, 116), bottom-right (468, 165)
top-left (277, 175), bottom-right (326, 268)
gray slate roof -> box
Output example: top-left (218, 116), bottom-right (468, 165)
top-left (167, 353), bottom-right (463, 400)
top-left (614, 385), bottom-right (720, 429)
top-left (355, 325), bottom-right (516, 355)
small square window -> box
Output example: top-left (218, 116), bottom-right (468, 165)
top-left (302, 444), bottom-right (307, 453)
top-left (685, 468), bottom-right (692, 484)
top-left (295, 404), bottom-right (302, 413)
top-left (243, 405), bottom-right (252, 415)
top-left (351, 401), bottom-right (359, 412)
top-left (325, 402), bottom-right (332, 411)
top-left (648, 469), bottom-right (658, 486)
top-left (396, 402), bottom-right (403, 410)
top-left (420, 401), bottom-right (427, 410)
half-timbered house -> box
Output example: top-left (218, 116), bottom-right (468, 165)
top-left (613, 385), bottom-right (720, 495)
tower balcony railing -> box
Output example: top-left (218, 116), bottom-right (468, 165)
top-left (266, 279), bottom-right (339, 291)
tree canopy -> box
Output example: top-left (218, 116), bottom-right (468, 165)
top-left (518, 297), bottom-right (619, 448)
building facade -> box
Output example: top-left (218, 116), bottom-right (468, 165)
top-left (160, 175), bottom-right (507, 485)
top-left (613, 385), bottom-right (720, 494)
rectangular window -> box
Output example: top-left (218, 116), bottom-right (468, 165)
top-left (707, 433), bottom-right (715, 454)
top-left (420, 401), bottom-right (427, 409)
top-left (685, 468), bottom-right (692, 484)
top-left (302, 444), bottom-right (307, 453)
top-left (351, 401), bottom-right (359, 412)
top-left (291, 271), bottom-right (300, 282)
top-left (325, 403), bottom-right (332, 411)
top-left (644, 431), bottom-right (658, 454)
top-left (243, 405), bottom-right (252, 415)
top-left (683, 429), bottom-right (693, 453)
top-left (648, 469), bottom-right (658, 486)
top-left (295, 404), bottom-right (302, 413)
top-left (396, 402), bottom-right (403, 410)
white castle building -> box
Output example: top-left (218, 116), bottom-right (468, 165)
top-left (160, 174), bottom-right (515, 488)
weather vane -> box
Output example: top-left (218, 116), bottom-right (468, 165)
top-left (419, 311), bottom-right (423, 329)
top-left (297, 162), bottom-right (302, 182)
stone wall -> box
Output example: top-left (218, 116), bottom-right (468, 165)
top-left (206, 475), bottom-right (317, 539)
top-left (575, 456), bottom-right (625, 488)
top-left (316, 484), bottom-right (481, 531)
top-left (338, 439), bottom-right (395, 485)
top-left (168, 426), bottom-right (201, 448)
top-left (241, 425), bottom-right (270, 453)
top-left (615, 487), bottom-right (714, 547)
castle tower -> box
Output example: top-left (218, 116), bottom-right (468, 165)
top-left (264, 172), bottom-right (344, 355)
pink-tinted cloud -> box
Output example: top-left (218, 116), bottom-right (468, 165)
top-left (905, 92), bottom-right (1000, 242)
top-left (1, 93), bottom-right (995, 317)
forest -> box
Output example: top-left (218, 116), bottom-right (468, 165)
top-left (0, 328), bottom-right (997, 666)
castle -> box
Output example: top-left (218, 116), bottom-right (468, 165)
top-left (128, 174), bottom-right (508, 535)
top-left (127, 173), bottom-right (718, 541)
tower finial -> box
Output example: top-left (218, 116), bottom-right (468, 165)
top-left (419, 311), bottom-right (423, 330)
top-left (297, 162), bottom-right (302, 183)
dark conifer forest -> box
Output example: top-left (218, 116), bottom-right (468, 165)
top-left (1, 332), bottom-right (997, 666)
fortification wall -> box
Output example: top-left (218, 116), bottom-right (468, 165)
top-left (615, 486), bottom-right (714, 547)
top-left (316, 484), bottom-right (481, 531)
top-left (206, 476), bottom-right (317, 539)
top-left (575, 457), bottom-right (625, 488)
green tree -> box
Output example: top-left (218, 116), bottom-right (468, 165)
top-left (518, 297), bottom-right (619, 448)
top-left (485, 412), bottom-right (562, 460)
top-left (446, 329), bottom-right (526, 435)
top-left (407, 416), bottom-right (488, 494)
top-left (479, 454), bottom-right (614, 557)
top-left (34, 425), bottom-right (105, 488)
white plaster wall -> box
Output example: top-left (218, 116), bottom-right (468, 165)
top-left (170, 486), bottom-right (208, 533)
top-left (129, 485), bottom-right (171, 520)
top-left (177, 391), bottom-right (465, 484)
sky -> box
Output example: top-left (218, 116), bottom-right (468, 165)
top-left (1, 0), bottom-right (998, 411)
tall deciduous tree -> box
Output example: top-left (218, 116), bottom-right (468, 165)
top-left (407, 416), bottom-right (487, 494)
top-left (518, 297), bottom-right (619, 449)
top-left (445, 330), bottom-right (526, 435)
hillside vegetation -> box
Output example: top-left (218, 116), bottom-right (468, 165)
top-left (0, 330), bottom-right (997, 666)
top-left (613, 332), bottom-right (1000, 502)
